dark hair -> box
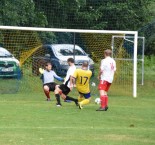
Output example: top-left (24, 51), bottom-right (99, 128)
top-left (45, 61), bottom-right (52, 67)
top-left (67, 58), bottom-right (74, 63)
top-left (104, 49), bottom-right (112, 56)
top-left (82, 61), bottom-right (88, 68)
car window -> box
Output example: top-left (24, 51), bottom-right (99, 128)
top-left (53, 45), bottom-right (86, 56)
top-left (60, 49), bottom-right (73, 56)
top-left (0, 48), bottom-right (13, 58)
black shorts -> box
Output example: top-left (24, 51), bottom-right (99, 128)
top-left (59, 84), bottom-right (70, 95)
top-left (43, 82), bottom-right (57, 92)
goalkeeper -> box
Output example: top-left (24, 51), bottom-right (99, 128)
top-left (40, 62), bottom-right (64, 105)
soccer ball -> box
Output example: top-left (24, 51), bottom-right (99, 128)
top-left (91, 82), bottom-right (96, 86)
top-left (95, 98), bottom-right (101, 104)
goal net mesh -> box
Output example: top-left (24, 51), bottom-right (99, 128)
top-left (0, 29), bottom-right (140, 97)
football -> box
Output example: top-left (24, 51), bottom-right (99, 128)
top-left (95, 98), bottom-right (101, 104)
top-left (91, 82), bottom-right (96, 86)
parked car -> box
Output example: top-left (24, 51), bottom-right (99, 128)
top-left (0, 47), bottom-right (21, 78)
top-left (32, 44), bottom-right (94, 76)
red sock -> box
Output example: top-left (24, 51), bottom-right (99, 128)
top-left (100, 95), bottom-right (106, 108)
top-left (44, 90), bottom-right (50, 99)
top-left (105, 95), bottom-right (108, 107)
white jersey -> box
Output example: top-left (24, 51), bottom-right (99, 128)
top-left (64, 65), bottom-right (76, 87)
top-left (100, 56), bottom-right (116, 83)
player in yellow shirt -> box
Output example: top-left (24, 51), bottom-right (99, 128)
top-left (70, 62), bottom-right (92, 109)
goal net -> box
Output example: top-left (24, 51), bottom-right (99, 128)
top-left (111, 36), bottom-right (144, 97)
top-left (0, 26), bottom-right (138, 97)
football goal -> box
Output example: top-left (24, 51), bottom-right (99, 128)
top-left (0, 26), bottom-right (138, 97)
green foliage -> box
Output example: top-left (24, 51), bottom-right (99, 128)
top-left (0, 0), bottom-right (152, 30)
top-left (144, 55), bottom-right (155, 69)
top-left (0, 0), bottom-right (47, 27)
top-left (146, 33), bottom-right (155, 55)
top-left (39, 32), bottom-right (57, 44)
top-left (0, 0), bottom-right (155, 55)
top-left (70, 0), bottom-right (152, 30)
top-left (139, 20), bottom-right (155, 55)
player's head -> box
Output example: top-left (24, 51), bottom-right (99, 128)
top-left (104, 49), bottom-right (112, 58)
top-left (67, 58), bottom-right (75, 66)
top-left (45, 62), bottom-right (52, 71)
top-left (82, 61), bottom-right (89, 69)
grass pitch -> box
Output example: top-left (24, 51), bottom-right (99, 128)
top-left (0, 61), bottom-right (155, 145)
top-left (0, 91), bottom-right (155, 145)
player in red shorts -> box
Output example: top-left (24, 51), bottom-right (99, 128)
top-left (96, 49), bottom-right (116, 111)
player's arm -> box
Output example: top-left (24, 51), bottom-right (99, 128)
top-left (98, 60), bottom-right (104, 80)
top-left (70, 70), bottom-right (77, 90)
top-left (114, 60), bottom-right (116, 72)
top-left (53, 71), bottom-right (64, 82)
top-left (39, 68), bottom-right (44, 82)
top-left (40, 74), bottom-right (44, 83)
top-left (70, 76), bottom-right (75, 90)
top-left (98, 68), bottom-right (103, 80)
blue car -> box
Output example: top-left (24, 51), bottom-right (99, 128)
top-left (32, 44), bottom-right (94, 76)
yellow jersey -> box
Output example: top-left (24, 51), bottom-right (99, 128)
top-left (73, 69), bottom-right (92, 94)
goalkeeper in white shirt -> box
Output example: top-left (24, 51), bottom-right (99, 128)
top-left (96, 49), bottom-right (116, 111)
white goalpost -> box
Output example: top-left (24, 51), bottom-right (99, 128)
top-left (0, 26), bottom-right (138, 97)
top-left (112, 35), bottom-right (145, 86)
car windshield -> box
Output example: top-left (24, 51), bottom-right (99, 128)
top-left (0, 48), bottom-right (13, 58)
top-left (53, 45), bottom-right (86, 56)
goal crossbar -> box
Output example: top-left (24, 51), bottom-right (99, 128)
top-left (0, 26), bottom-right (137, 35)
top-left (0, 26), bottom-right (138, 97)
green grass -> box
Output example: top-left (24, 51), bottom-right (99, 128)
top-left (0, 91), bottom-right (155, 145)
top-left (0, 57), bottom-right (155, 145)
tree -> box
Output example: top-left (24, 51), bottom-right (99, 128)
top-left (0, 0), bottom-right (47, 27)
top-left (74, 0), bottom-right (152, 30)
top-left (0, 0), bottom-right (154, 52)
top-left (139, 20), bottom-right (155, 55)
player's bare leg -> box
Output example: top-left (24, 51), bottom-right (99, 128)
top-left (43, 85), bottom-right (51, 101)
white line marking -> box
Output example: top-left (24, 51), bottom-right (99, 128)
top-left (0, 126), bottom-right (154, 130)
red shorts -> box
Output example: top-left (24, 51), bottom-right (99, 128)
top-left (98, 80), bottom-right (111, 92)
